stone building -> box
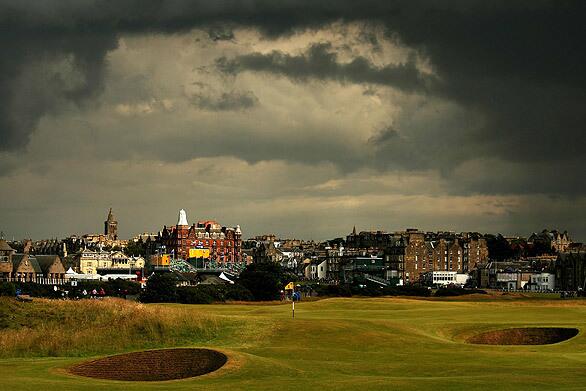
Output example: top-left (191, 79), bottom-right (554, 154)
top-left (104, 208), bottom-right (118, 240)
top-left (346, 227), bottom-right (396, 249)
top-left (384, 230), bottom-right (488, 284)
top-left (252, 240), bottom-right (279, 263)
top-left (159, 209), bottom-right (242, 264)
top-left (528, 229), bottom-right (572, 253)
top-left (555, 251), bottom-right (586, 290)
top-left (402, 230), bottom-right (427, 282)
top-left (29, 239), bottom-right (68, 257)
top-left (35, 255), bottom-right (66, 284)
top-left (0, 239), bottom-right (15, 280)
top-left (551, 231), bottom-right (572, 253)
top-left (72, 249), bottom-right (144, 275)
top-left (10, 254), bottom-right (42, 282)
top-left (110, 251), bottom-right (145, 270)
top-left (1, 252), bottom-right (65, 284)
top-left (462, 233), bottom-right (489, 271)
top-left (75, 248), bottom-right (112, 274)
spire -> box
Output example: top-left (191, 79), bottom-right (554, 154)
top-left (177, 209), bottom-right (189, 226)
top-left (352, 225), bottom-right (357, 235)
top-left (107, 208), bottom-right (114, 221)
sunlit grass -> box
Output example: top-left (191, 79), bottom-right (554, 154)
top-left (2, 296), bottom-right (586, 390)
top-left (0, 298), bottom-right (223, 357)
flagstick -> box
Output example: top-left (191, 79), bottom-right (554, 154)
top-left (292, 300), bottom-right (295, 319)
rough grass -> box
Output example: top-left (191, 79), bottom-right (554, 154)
top-left (0, 297), bottom-right (223, 358)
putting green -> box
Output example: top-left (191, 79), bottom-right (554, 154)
top-left (1, 296), bottom-right (586, 390)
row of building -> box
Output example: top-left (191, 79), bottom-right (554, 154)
top-left (293, 228), bottom-right (490, 285)
top-left (4, 206), bottom-right (585, 294)
top-left (0, 238), bottom-right (146, 283)
top-left (1, 239), bottom-right (66, 283)
top-left (250, 227), bottom-right (584, 292)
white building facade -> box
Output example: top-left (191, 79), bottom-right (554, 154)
top-left (529, 273), bottom-right (555, 291)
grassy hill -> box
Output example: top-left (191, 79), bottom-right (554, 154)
top-left (1, 296), bottom-right (586, 390)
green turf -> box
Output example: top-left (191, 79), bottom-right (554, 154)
top-left (1, 296), bottom-right (586, 390)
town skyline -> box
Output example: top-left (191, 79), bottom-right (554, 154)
top-left (1, 2), bottom-right (584, 242)
top-left (1, 206), bottom-right (582, 243)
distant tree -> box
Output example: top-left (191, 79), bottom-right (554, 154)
top-left (238, 263), bottom-right (286, 301)
top-left (485, 234), bottom-right (514, 261)
top-left (139, 273), bottom-right (177, 303)
top-left (125, 239), bottom-right (147, 257)
top-left (0, 282), bottom-right (16, 296)
top-left (328, 237), bottom-right (346, 247)
top-left (176, 286), bottom-right (214, 304)
top-left (528, 241), bottom-right (556, 257)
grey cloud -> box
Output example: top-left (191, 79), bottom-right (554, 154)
top-left (368, 126), bottom-right (400, 144)
top-left (189, 85), bottom-right (259, 111)
top-left (1, 0), bottom-right (586, 200)
top-left (447, 158), bottom-right (586, 197)
top-left (207, 25), bottom-right (235, 42)
top-left (0, 32), bottom-right (118, 150)
top-left (217, 43), bottom-right (431, 93)
top-left (362, 86), bottom-right (378, 96)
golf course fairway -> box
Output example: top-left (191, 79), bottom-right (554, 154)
top-left (1, 295), bottom-right (585, 390)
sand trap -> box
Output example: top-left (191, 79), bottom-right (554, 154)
top-left (69, 348), bottom-right (227, 381)
top-left (467, 327), bottom-right (578, 345)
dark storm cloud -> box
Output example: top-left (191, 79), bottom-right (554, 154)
top-left (369, 126), bottom-right (400, 144)
top-left (1, 0), bottom-right (585, 196)
top-left (192, 90), bottom-right (258, 111)
top-left (207, 25), bottom-right (235, 42)
top-left (0, 32), bottom-right (118, 150)
top-left (188, 82), bottom-right (259, 111)
top-left (216, 43), bottom-right (431, 92)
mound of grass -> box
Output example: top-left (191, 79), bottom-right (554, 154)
top-left (0, 297), bottom-right (224, 358)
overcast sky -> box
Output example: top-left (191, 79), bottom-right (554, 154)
top-left (0, 1), bottom-right (584, 241)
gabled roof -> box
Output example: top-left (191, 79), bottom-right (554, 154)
top-left (12, 254), bottom-right (42, 273)
top-left (35, 255), bottom-right (65, 274)
top-left (0, 239), bottom-right (14, 252)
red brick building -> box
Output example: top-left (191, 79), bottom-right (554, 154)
top-left (159, 209), bottom-right (242, 264)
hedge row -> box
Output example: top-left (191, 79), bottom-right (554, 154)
top-left (0, 279), bottom-right (141, 298)
top-left (313, 283), bottom-right (432, 298)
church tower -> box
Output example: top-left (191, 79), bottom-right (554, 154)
top-left (104, 208), bottom-right (118, 240)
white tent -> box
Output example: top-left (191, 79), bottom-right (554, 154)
top-left (219, 272), bottom-right (234, 284)
top-left (100, 274), bottom-right (136, 280)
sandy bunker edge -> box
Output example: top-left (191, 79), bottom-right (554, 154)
top-left (68, 348), bottom-right (228, 381)
top-left (467, 327), bottom-right (579, 345)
